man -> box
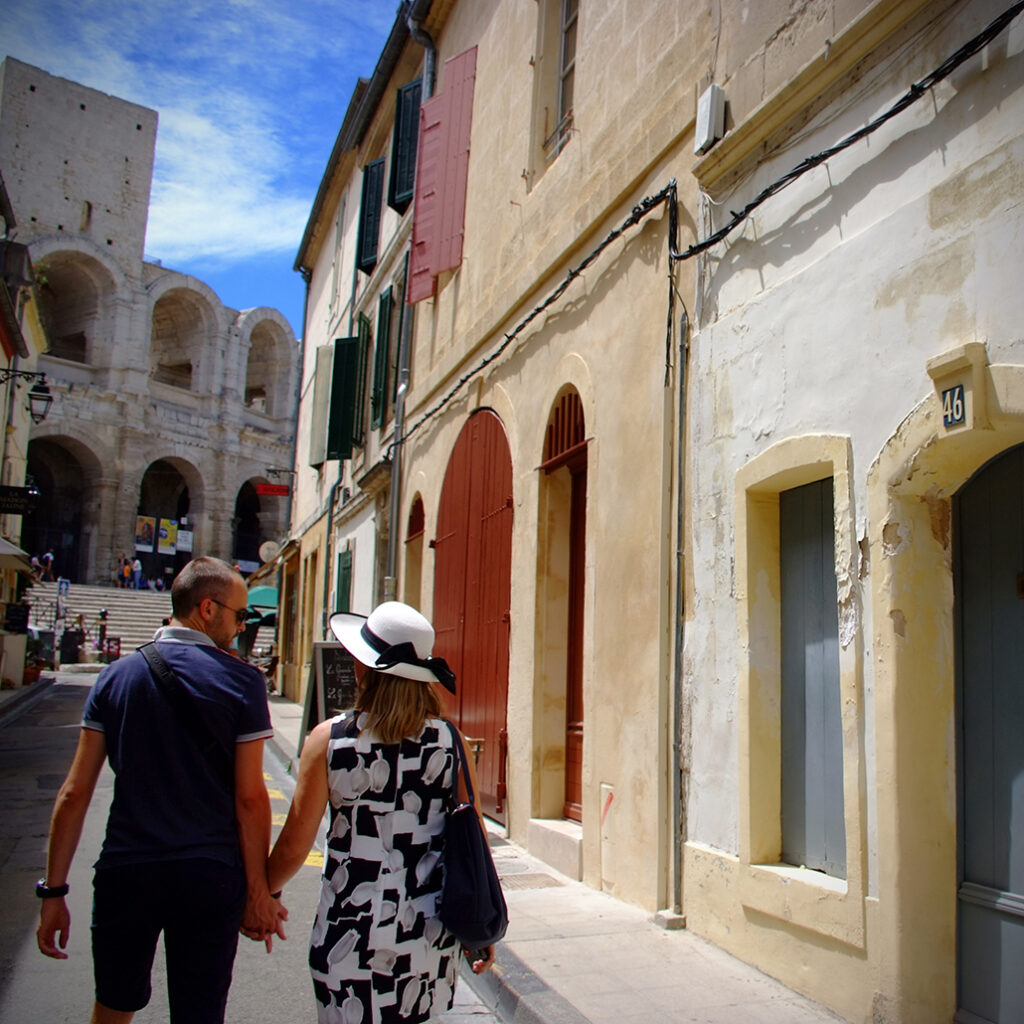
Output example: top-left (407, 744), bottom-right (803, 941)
top-left (131, 556), bottom-right (142, 589)
top-left (36, 556), bottom-right (287, 1024)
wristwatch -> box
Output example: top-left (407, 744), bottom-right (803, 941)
top-left (35, 878), bottom-right (69, 899)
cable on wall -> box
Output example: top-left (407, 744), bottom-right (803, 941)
top-left (390, 0), bottom-right (1023, 455)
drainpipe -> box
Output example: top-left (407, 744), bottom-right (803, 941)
top-left (384, 4), bottom-right (436, 600)
top-left (671, 309), bottom-right (690, 916)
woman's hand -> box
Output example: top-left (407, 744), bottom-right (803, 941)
top-left (464, 944), bottom-right (495, 973)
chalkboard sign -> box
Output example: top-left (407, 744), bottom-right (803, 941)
top-left (298, 642), bottom-right (359, 754)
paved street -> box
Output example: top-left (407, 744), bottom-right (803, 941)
top-left (0, 678), bottom-right (497, 1023)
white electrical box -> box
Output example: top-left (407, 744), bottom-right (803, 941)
top-left (695, 83), bottom-right (725, 154)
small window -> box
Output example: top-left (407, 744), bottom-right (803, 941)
top-left (356, 158), bottom-right (385, 275)
top-left (388, 80), bottom-right (422, 215)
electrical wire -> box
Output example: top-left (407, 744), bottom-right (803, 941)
top-left (672, 0), bottom-right (1024, 263)
top-left (390, 0), bottom-right (1023, 455)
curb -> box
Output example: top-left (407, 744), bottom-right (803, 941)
top-left (463, 943), bottom-right (591, 1024)
top-left (0, 673), bottom-right (57, 724)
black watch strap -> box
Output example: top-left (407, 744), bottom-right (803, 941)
top-left (35, 878), bottom-right (69, 899)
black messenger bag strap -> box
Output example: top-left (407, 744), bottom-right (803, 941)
top-left (139, 642), bottom-right (234, 786)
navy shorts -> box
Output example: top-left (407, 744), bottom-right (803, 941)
top-left (91, 858), bottom-right (246, 1023)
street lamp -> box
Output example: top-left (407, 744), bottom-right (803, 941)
top-left (0, 369), bottom-right (53, 424)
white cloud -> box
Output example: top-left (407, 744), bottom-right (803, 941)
top-left (4, 0), bottom-right (395, 267)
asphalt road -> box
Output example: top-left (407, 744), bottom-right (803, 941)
top-left (0, 677), bottom-right (495, 1023)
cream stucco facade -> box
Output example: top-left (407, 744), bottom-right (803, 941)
top-left (282, 1), bottom-right (1024, 1020)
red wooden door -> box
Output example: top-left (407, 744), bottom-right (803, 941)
top-left (433, 410), bottom-right (512, 822)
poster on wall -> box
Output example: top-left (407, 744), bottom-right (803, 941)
top-left (158, 519), bottom-right (178, 555)
top-left (176, 529), bottom-right (193, 553)
top-left (135, 516), bottom-right (156, 553)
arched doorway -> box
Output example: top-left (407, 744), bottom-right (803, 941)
top-left (954, 443), bottom-right (1024, 1022)
top-left (23, 440), bottom-right (88, 581)
top-left (433, 410), bottom-right (512, 823)
top-left (233, 481), bottom-right (262, 570)
top-left (137, 460), bottom-right (191, 587)
top-left (538, 388), bottom-right (587, 822)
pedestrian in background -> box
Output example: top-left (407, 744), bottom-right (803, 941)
top-left (36, 556), bottom-right (287, 1024)
top-left (131, 556), bottom-right (142, 590)
top-left (266, 601), bottom-right (493, 1024)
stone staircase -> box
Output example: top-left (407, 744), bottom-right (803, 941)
top-left (26, 580), bottom-right (277, 666)
top-left (27, 580), bottom-right (173, 659)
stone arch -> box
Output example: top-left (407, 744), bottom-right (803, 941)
top-left (866, 357), bottom-right (1024, 1018)
top-left (231, 475), bottom-right (289, 572)
top-left (31, 246), bottom-right (119, 365)
top-left (235, 308), bottom-right (295, 419)
top-left (147, 277), bottom-right (223, 392)
top-left (135, 456), bottom-right (205, 585)
top-left (23, 432), bottom-right (105, 582)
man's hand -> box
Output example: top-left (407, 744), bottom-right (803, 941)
top-left (240, 891), bottom-right (288, 952)
top-left (37, 898), bottom-right (71, 959)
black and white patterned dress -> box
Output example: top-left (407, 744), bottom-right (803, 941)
top-left (309, 713), bottom-right (461, 1023)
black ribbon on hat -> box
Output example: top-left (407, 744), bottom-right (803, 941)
top-left (361, 623), bottom-right (457, 694)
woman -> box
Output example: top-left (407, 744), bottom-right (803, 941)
top-left (268, 601), bottom-right (495, 1024)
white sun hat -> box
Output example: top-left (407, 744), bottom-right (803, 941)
top-left (328, 601), bottom-right (456, 694)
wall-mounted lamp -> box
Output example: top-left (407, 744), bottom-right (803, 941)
top-left (0, 370), bottom-right (54, 424)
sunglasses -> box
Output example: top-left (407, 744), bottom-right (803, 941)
top-left (209, 598), bottom-right (249, 624)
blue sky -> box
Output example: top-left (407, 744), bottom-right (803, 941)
top-left (4, 0), bottom-right (396, 338)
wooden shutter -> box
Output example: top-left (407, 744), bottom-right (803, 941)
top-left (352, 314), bottom-right (370, 447)
top-left (780, 477), bottom-right (845, 877)
top-left (388, 79), bottom-right (421, 214)
top-left (336, 548), bottom-right (353, 613)
top-left (308, 344), bottom-right (334, 467)
top-left (356, 157), bottom-right (385, 274)
top-left (371, 287), bottom-right (393, 429)
top-left (325, 336), bottom-right (360, 461)
top-left (407, 47), bottom-right (477, 304)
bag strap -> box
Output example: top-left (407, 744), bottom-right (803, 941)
top-left (139, 642), bottom-right (234, 785)
top-left (443, 718), bottom-right (475, 808)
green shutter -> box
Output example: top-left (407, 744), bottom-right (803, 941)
top-left (356, 158), bottom-right (385, 274)
top-left (336, 549), bottom-right (353, 613)
top-left (371, 287), bottom-right (393, 429)
top-left (352, 314), bottom-right (370, 446)
top-left (388, 79), bottom-right (422, 214)
top-left (325, 336), bottom-right (360, 461)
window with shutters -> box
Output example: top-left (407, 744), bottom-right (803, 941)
top-left (308, 344), bottom-right (334, 467)
top-left (780, 478), bottom-right (845, 878)
top-left (356, 157), bottom-right (385, 275)
top-left (734, 437), bottom-right (866, 944)
top-left (324, 323), bottom-right (369, 462)
top-left (388, 79), bottom-right (421, 215)
top-left (371, 287), bottom-right (395, 429)
top-left (527, 0), bottom-right (578, 186)
top-left (407, 47), bottom-right (477, 304)
top-left (336, 547), bottom-right (353, 613)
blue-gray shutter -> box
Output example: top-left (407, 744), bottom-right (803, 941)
top-left (388, 79), bottom-right (421, 214)
top-left (780, 477), bottom-right (845, 877)
top-left (356, 157), bottom-right (385, 274)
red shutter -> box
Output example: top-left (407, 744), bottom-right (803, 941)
top-left (406, 46), bottom-right (477, 304)
top-left (435, 46), bottom-right (476, 273)
top-left (407, 94), bottom-right (443, 304)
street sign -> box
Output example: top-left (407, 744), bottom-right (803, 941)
top-left (0, 485), bottom-right (38, 515)
top-left (256, 483), bottom-right (290, 496)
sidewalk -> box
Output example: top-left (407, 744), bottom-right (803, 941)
top-left (266, 694), bottom-right (845, 1024)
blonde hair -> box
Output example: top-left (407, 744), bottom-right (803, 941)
top-left (355, 668), bottom-right (443, 744)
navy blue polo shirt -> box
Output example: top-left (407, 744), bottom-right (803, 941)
top-left (83, 627), bottom-right (273, 870)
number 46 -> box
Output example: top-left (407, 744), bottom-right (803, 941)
top-left (942, 384), bottom-right (965, 427)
